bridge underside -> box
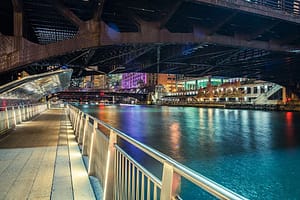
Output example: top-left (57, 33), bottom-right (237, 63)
top-left (27, 44), bottom-right (300, 86)
top-left (1, 0), bottom-right (300, 89)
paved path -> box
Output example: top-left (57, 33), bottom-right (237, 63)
top-left (0, 109), bottom-right (95, 200)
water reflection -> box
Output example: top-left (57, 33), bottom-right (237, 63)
top-left (82, 105), bottom-right (300, 159)
top-left (285, 112), bottom-right (295, 147)
top-left (169, 122), bottom-right (182, 161)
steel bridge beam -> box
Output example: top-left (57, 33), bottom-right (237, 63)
top-left (0, 20), bottom-right (298, 74)
top-left (189, 0), bottom-right (300, 23)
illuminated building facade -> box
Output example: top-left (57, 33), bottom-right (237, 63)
top-left (157, 74), bottom-right (177, 92)
top-left (180, 76), bottom-right (247, 91)
top-left (83, 75), bottom-right (108, 89)
top-left (121, 73), bottom-right (158, 89)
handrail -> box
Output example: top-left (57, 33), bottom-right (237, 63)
top-left (0, 103), bottom-right (47, 134)
top-left (0, 103), bottom-right (45, 109)
top-left (69, 104), bottom-right (248, 200)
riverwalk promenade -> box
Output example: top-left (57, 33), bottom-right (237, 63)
top-left (0, 109), bottom-right (95, 200)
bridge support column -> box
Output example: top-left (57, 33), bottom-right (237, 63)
top-left (14, 11), bottom-right (23, 37)
top-left (12, 0), bottom-right (23, 49)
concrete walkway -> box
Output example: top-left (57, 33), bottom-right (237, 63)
top-left (0, 109), bottom-right (95, 200)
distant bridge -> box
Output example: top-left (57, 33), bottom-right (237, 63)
top-left (54, 88), bottom-right (150, 102)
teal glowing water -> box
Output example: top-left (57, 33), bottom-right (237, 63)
top-left (79, 104), bottom-right (300, 199)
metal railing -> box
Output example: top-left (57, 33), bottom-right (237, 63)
top-left (0, 104), bottom-right (47, 134)
top-left (246, 0), bottom-right (300, 15)
top-left (68, 105), bottom-right (248, 200)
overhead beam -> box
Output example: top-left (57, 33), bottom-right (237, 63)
top-left (245, 20), bottom-right (280, 41)
top-left (100, 21), bottom-right (298, 52)
top-left (189, 0), bottom-right (300, 24)
top-left (0, 19), bottom-right (299, 74)
top-left (12, 0), bottom-right (22, 12)
top-left (12, 0), bottom-right (23, 37)
top-left (84, 49), bottom-right (96, 66)
top-left (280, 34), bottom-right (300, 45)
top-left (117, 7), bottom-right (145, 32)
top-left (207, 12), bottom-right (238, 35)
top-left (54, 0), bottom-right (83, 28)
top-left (119, 46), bottom-right (155, 68)
top-left (160, 0), bottom-right (183, 29)
top-left (93, 0), bottom-right (105, 21)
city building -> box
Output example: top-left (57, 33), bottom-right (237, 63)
top-left (161, 79), bottom-right (285, 105)
top-left (157, 74), bottom-right (177, 92)
top-left (107, 74), bottom-right (122, 90)
top-left (121, 73), bottom-right (158, 89)
top-left (93, 75), bottom-right (108, 89)
top-left (83, 75), bottom-right (108, 89)
top-left (177, 76), bottom-right (248, 91)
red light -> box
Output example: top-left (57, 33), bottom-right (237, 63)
top-left (285, 112), bottom-right (294, 147)
top-left (286, 112), bottom-right (292, 121)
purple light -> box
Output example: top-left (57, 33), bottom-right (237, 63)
top-left (121, 73), bottom-right (148, 89)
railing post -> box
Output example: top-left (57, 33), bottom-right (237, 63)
top-left (26, 105), bottom-right (29, 120)
top-left (88, 119), bottom-right (98, 175)
top-left (28, 105), bottom-right (31, 119)
top-left (75, 111), bottom-right (81, 135)
top-left (71, 109), bottom-right (74, 124)
top-left (160, 162), bottom-right (181, 200)
top-left (24, 106), bottom-right (26, 120)
top-left (73, 110), bottom-right (77, 130)
top-left (82, 115), bottom-right (89, 156)
top-left (32, 105), bottom-right (35, 117)
top-left (77, 112), bottom-right (84, 138)
top-left (74, 110), bottom-right (80, 132)
top-left (5, 107), bottom-right (9, 129)
top-left (79, 114), bottom-right (88, 144)
top-left (22, 105), bottom-right (24, 121)
top-left (30, 105), bottom-right (33, 118)
top-left (103, 130), bottom-right (117, 200)
top-left (12, 106), bottom-right (17, 127)
top-left (18, 106), bottom-right (22, 123)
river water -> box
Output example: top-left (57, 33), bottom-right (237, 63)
top-left (78, 104), bottom-right (300, 199)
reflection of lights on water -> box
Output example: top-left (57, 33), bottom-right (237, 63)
top-left (170, 122), bottom-right (181, 149)
top-left (83, 104), bottom-right (89, 108)
top-left (286, 112), bottom-right (293, 122)
top-left (98, 104), bottom-right (105, 109)
top-left (285, 112), bottom-right (295, 146)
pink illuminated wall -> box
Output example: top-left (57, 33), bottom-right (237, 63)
top-left (121, 73), bottom-right (147, 89)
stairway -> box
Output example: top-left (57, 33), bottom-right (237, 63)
top-left (254, 84), bottom-right (282, 104)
